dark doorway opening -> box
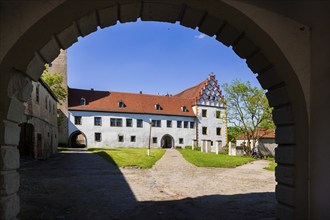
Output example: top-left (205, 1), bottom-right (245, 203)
top-left (18, 123), bottom-right (34, 158)
top-left (161, 134), bottom-right (174, 148)
top-left (69, 131), bottom-right (87, 148)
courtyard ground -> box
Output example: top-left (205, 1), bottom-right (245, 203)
top-left (18, 148), bottom-right (276, 220)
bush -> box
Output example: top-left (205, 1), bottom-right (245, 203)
top-left (184, 146), bottom-right (201, 151)
top-left (58, 142), bottom-right (68, 148)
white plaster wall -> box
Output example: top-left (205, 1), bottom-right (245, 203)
top-left (194, 105), bottom-right (227, 148)
top-left (68, 111), bottom-right (199, 148)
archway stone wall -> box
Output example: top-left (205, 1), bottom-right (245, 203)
top-left (1, 1), bottom-right (329, 219)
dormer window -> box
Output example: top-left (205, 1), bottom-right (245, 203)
top-left (181, 106), bottom-right (188, 112)
top-left (80, 97), bottom-right (86, 105)
top-left (118, 100), bottom-right (125, 108)
top-left (155, 103), bottom-right (161, 110)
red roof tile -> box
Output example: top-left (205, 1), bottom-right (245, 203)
top-left (174, 79), bottom-right (208, 99)
top-left (68, 88), bottom-right (196, 117)
top-left (237, 128), bottom-right (275, 139)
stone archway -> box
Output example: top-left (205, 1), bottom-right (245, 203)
top-left (161, 134), bottom-right (174, 148)
top-left (1, 1), bottom-right (328, 219)
top-left (69, 131), bottom-right (87, 148)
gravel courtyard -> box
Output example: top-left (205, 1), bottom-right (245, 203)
top-left (19, 149), bottom-right (276, 220)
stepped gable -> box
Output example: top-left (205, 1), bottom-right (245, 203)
top-left (175, 73), bottom-right (224, 107)
top-left (68, 88), bottom-right (195, 117)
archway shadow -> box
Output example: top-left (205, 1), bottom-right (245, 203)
top-left (18, 151), bottom-right (275, 220)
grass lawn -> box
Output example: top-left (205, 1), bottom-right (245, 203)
top-left (177, 149), bottom-right (255, 168)
top-left (264, 157), bottom-right (277, 171)
top-left (88, 148), bottom-right (166, 169)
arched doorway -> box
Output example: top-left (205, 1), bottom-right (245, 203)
top-left (1, 1), bottom-right (327, 219)
top-left (161, 134), bottom-right (174, 148)
top-left (69, 131), bottom-right (87, 148)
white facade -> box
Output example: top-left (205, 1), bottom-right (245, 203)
top-left (68, 107), bottom-right (226, 149)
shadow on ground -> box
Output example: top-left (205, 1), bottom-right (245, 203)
top-left (18, 151), bottom-right (275, 220)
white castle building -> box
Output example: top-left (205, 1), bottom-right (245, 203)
top-left (68, 74), bottom-right (227, 150)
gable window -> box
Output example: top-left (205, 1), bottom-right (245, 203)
top-left (118, 100), bottom-right (125, 108)
top-left (202, 109), bottom-right (207, 117)
top-left (155, 103), bottom-right (161, 110)
top-left (167, 120), bottom-right (172, 128)
top-left (152, 137), bottom-right (157, 144)
top-left (80, 97), bottom-right (86, 105)
top-left (110, 118), bottom-right (122, 127)
top-left (216, 110), bottom-right (221, 119)
top-left (74, 116), bottom-right (82, 125)
top-left (137, 119), bottom-right (143, 128)
top-left (151, 120), bottom-right (161, 127)
top-left (216, 127), bottom-right (221, 136)
top-left (118, 135), bottom-right (124, 142)
top-left (202, 126), bottom-right (208, 135)
top-left (95, 133), bottom-right (101, 142)
top-left (36, 85), bottom-right (40, 103)
top-left (177, 121), bottom-right (182, 128)
top-left (130, 136), bottom-right (136, 142)
top-left (126, 118), bottom-right (132, 127)
top-left (94, 117), bottom-right (102, 126)
top-left (184, 121), bottom-right (188, 128)
top-left (179, 138), bottom-right (184, 144)
top-left (190, 121), bottom-right (195, 129)
top-left (181, 106), bottom-right (188, 112)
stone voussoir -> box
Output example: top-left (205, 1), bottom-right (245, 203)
top-left (275, 145), bottom-right (295, 165)
top-left (0, 171), bottom-right (20, 196)
top-left (0, 193), bottom-right (20, 220)
top-left (275, 126), bottom-right (295, 144)
top-left (199, 14), bottom-right (224, 37)
top-left (216, 22), bottom-right (242, 47)
top-left (276, 183), bottom-right (295, 207)
top-left (233, 35), bottom-right (258, 58)
top-left (120, 2), bottom-right (141, 23)
top-left (275, 164), bottom-right (295, 186)
top-left (57, 24), bottom-right (79, 50)
top-left (141, 2), bottom-right (182, 23)
top-left (0, 146), bottom-right (20, 171)
top-left (98, 6), bottom-right (118, 29)
top-left (266, 86), bottom-right (290, 107)
top-left (77, 11), bottom-right (98, 37)
top-left (246, 52), bottom-right (271, 73)
top-left (257, 68), bottom-right (283, 90)
top-left (180, 6), bottom-right (205, 29)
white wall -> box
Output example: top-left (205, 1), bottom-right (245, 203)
top-left (68, 110), bottom-right (198, 148)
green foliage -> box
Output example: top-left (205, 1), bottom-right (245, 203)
top-left (227, 126), bottom-right (244, 142)
top-left (177, 149), bottom-right (255, 168)
top-left (41, 64), bottom-right (67, 103)
top-left (264, 157), bottom-right (277, 171)
top-left (88, 148), bottom-right (166, 168)
top-left (222, 79), bottom-right (275, 150)
top-left (184, 146), bottom-right (201, 151)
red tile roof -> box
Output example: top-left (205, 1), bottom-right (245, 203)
top-left (174, 79), bottom-right (208, 99)
top-left (68, 88), bottom-right (196, 117)
top-left (237, 128), bottom-right (275, 139)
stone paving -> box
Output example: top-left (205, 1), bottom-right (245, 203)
top-left (18, 149), bottom-right (276, 219)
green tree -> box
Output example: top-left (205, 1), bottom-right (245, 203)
top-left (41, 64), bottom-right (67, 103)
top-left (222, 79), bottom-right (274, 155)
top-left (227, 126), bottom-right (244, 142)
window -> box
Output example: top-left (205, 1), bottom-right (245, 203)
top-left (167, 120), bottom-right (172, 128)
top-left (184, 121), bottom-right (188, 128)
top-left (95, 133), bottom-right (101, 142)
top-left (126, 118), bottom-right (132, 127)
top-left (155, 103), bottom-right (161, 110)
top-left (49, 100), bottom-right (51, 113)
top-left (216, 127), bottom-right (221, 136)
top-left (53, 104), bottom-right (55, 115)
top-left (181, 106), bottom-right (188, 112)
top-left (179, 138), bottom-right (184, 144)
top-left (118, 101), bottom-right (125, 108)
top-left (202, 109), bottom-right (207, 117)
top-left (45, 96), bottom-right (48, 109)
top-left (177, 121), bottom-right (182, 128)
top-left (190, 121), bottom-right (195, 129)
top-left (137, 119), bottom-right (143, 128)
top-left (216, 110), bottom-right (221, 119)
top-left (151, 120), bottom-right (161, 127)
top-left (80, 97), bottom-right (86, 105)
top-left (74, 116), bottom-right (82, 125)
top-left (152, 137), bottom-right (157, 144)
top-left (36, 85), bottom-right (40, 103)
top-left (118, 135), bottom-right (124, 142)
top-left (202, 126), bottom-right (208, 135)
top-left (110, 118), bottom-right (122, 127)
top-left (131, 136), bottom-right (136, 142)
top-left (94, 117), bottom-right (102, 126)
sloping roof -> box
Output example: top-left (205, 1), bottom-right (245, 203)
top-left (174, 79), bottom-right (208, 99)
top-left (237, 128), bottom-right (275, 139)
top-left (38, 79), bottom-right (58, 102)
top-left (68, 88), bottom-right (196, 117)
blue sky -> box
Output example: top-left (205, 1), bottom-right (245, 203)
top-left (68, 20), bottom-right (260, 95)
